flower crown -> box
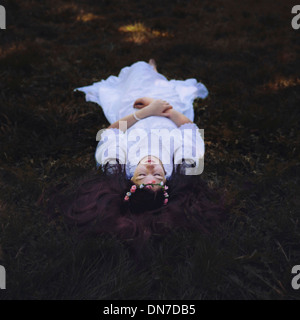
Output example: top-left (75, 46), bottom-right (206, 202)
top-left (124, 181), bottom-right (169, 205)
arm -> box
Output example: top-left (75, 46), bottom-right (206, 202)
top-left (107, 99), bottom-right (173, 131)
top-left (165, 109), bottom-right (192, 127)
top-left (107, 108), bottom-right (148, 131)
top-left (133, 97), bottom-right (193, 127)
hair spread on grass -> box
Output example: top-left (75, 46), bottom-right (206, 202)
top-left (46, 163), bottom-right (228, 254)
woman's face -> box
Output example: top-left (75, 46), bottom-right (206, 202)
top-left (131, 156), bottom-right (166, 191)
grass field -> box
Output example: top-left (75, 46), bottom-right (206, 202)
top-left (0, 0), bottom-right (299, 300)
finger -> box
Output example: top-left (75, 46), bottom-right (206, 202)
top-left (134, 97), bottom-right (147, 104)
top-left (133, 98), bottom-right (146, 109)
top-left (134, 98), bottom-right (142, 104)
top-left (134, 103), bottom-right (146, 109)
top-left (163, 105), bottom-right (173, 111)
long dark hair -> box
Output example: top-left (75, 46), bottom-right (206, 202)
top-left (46, 162), bottom-right (228, 253)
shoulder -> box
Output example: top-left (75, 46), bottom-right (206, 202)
top-left (178, 122), bottom-right (199, 131)
top-left (96, 127), bottom-right (125, 140)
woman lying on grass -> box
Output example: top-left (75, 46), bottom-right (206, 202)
top-left (47, 60), bottom-right (227, 252)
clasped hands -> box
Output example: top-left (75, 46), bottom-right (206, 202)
top-left (133, 97), bottom-right (173, 119)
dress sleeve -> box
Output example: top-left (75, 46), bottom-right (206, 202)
top-left (95, 128), bottom-right (127, 170)
top-left (173, 123), bottom-right (205, 175)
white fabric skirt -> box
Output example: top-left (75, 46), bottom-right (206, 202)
top-left (75, 61), bottom-right (208, 124)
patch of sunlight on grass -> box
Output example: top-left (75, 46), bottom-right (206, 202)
top-left (119, 23), bottom-right (148, 33)
top-left (264, 77), bottom-right (300, 91)
top-left (76, 11), bottom-right (105, 22)
top-left (118, 22), bottom-right (171, 44)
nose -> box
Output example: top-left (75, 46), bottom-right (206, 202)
top-left (144, 177), bottom-right (157, 185)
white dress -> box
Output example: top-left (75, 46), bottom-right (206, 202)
top-left (75, 61), bottom-right (208, 178)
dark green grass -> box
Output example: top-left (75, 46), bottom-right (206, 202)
top-left (0, 0), bottom-right (300, 299)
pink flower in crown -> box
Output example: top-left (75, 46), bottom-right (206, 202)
top-left (164, 186), bottom-right (169, 190)
top-left (145, 185), bottom-right (152, 190)
top-left (163, 198), bottom-right (168, 205)
top-left (130, 185), bottom-right (137, 193)
top-left (124, 195), bottom-right (130, 201)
